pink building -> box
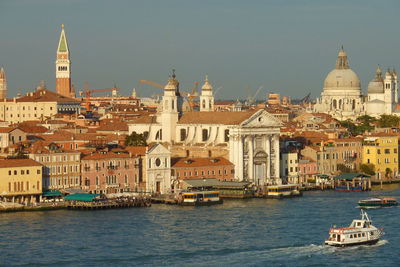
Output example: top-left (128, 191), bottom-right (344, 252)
top-left (171, 157), bottom-right (235, 185)
top-left (81, 151), bottom-right (140, 194)
top-left (298, 157), bottom-right (318, 183)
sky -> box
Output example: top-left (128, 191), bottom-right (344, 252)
top-left (0, 0), bottom-right (399, 100)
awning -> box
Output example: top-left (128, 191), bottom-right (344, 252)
top-left (64, 193), bottom-right (100, 202)
top-left (315, 174), bottom-right (330, 179)
top-left (42, 190), bottom-right (63, 197)
top-left (334, 173), bottom-right (371, 180)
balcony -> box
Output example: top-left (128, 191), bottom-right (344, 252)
top-left (107, 165), bottom-right (118, 170)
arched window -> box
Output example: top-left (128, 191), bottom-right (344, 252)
top-left (352, 99), bottom-right (356, 110)
top-left (143, 131), bottom-right (149, 140)
top-left (180, 128), bottom-right (186, 141)
top-left (202, 100), bottom-right (206, 109)
top-left (202, 129), bottom-right (208, 141)
top-left (209, 101), bottom-right (212, 109)
top-left (338, 99), bottom-right (342, 109)
top-left (333, 99), bottom-right (337, 109)
top-left (224, 129), bottom-right (229, 142)
top-left (172, 100), bottom-right (175, 110)
top-left (156, 129), bottom-right (162, 140)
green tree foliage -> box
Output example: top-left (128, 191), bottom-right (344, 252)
top-left (378, 115), bottom-right (400, 127)
top-left (356, 115), bottom-right (376, 125)
top-left (359, 163), bottom-right (375, 176)
top-left (125, 132), bottom-right (147, 146)
top-left (385, 167), bottom-right (393, 178)
top-left (339, 119), bottom-right (374, 136)
top-left (337, 164), bottom-right (354, 173)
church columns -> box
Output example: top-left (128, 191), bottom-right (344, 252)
top-left (238, 135), bottom-right (244, 181)
top-left (247, 135), bottom-right (254, 183)
top-left (265, 136), bottom-right (271, 183)
top-left (273, 134), bottom-right (280, 183)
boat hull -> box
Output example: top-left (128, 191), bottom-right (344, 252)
top-left (358, 202), bottom-right (398, 208)
top-left (325, 238), bottom-right (380, 247)
top-left (180, 199), bottom-right (223, 206)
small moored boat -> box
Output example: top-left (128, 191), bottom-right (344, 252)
top-left (358, 197), bottom-right (398, 209)
top-left (179, 191), bottom-right (223, 206)
top-left (325, 210), bottom-right (384, 247)
top-left (265, 184), bottom-right (302, 198)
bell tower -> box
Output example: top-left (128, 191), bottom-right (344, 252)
top-left (56, 24), bottom-right (74, 98)
top-left (200, 75), bottom-right (214, 112)
top-left (0, 67), bottom-right (7, 100)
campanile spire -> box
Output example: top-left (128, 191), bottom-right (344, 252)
top-left (56, 24), bottom-right (74, 97)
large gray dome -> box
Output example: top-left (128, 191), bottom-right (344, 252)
top-left (323, 48), bottom-right (361, 92)
top-left (324, 68), bottom-right (361, 90)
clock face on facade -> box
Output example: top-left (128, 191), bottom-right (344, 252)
top-left (155, 158), bottom-right (161, 167)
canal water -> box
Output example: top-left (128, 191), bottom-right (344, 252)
top-left (1, 184), bottom-right (400, 267)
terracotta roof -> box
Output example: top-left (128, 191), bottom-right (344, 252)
top-left (18, 125), bottom-right (49, 134)
top-left (0, 127), bottom-right (17, 133)
top-left (172, 157), bottom-right (234, 168)
top-left (125, 146), bottom-right (147, 156)
top-left (0, 158), bottom-right (42, 168)
top-left (16, 89), bottom-right (79, 103)
top-left (178, 111), bottom-right (257, 125)
top-left (97, 121), bottom-right (128, 131)
top-left (132, 115), bottom-right (157, 124)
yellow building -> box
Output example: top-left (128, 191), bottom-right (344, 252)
top-left (362, 133), bottom-right (398, 179)
top-left (0, 89), bottom-right (80, 123)
top-left (0, 159), bottom-right (43, 204)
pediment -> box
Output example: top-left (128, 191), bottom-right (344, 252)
top-left (147, 143), bottom-right (171, 155)
top-left (240, 110), bottom-right (283, 128)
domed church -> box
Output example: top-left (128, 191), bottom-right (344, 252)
top-left (314, 47), bottom-right (398, 120)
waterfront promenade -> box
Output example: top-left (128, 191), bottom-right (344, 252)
top-left (1, 184), bottom-right (399, 266)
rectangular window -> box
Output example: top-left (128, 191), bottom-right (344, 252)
top-left (385, 149), bottom-right (390, 154)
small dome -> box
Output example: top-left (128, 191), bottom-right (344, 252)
top-left (323, 69), bottom-right (361, 91)
top-left (368, 66), bottom-right (384, 94)
top-left (201, 75), bottom-right (213, 91)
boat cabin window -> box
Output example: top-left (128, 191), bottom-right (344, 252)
top-left (370, 232), bottom-right (374, 236)
top-left (350, 234), bottom-right (353, 238)
top-left (357, 222), bottom-right (361, 227)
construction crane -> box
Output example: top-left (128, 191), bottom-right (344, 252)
top-left (139, 80), bottom-right (164, 89)
top-left (300, 92), bottom-right (311, 105)
top-left (79, 82), bottom-right (120, 111)
top-left (246, 86), bottom-right (264, 106)
top-left (181, 82), bottom-right (199, 111)
top-left (214, 87), bottom-right (222, 99)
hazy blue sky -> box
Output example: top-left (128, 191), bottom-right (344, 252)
top-left (0, 0), bottom-right (399, 100)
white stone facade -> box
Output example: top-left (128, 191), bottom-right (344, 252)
top-left (129, 73), bottom-right (283, 187)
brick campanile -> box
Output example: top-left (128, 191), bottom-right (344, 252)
top-left (56, 24), bottom-right (74, 98)
top-left (0, 67), bottom-right (7, 100)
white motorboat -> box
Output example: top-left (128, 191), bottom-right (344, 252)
top-left (325, 210), bottom-right (383, 247)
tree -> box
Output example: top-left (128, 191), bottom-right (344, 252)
top-left (359, 163), bottom-right (375, 176)
top-left (356, 115), bottom-right (376, 125)
top-left (125, 132), bottom-right (147, 146)
top-left (378, 115), bottom-right (400, 127)
top-left (385, 168), bottom-right (392, 178)
top-left (337, 164), bottom-right (354, 173)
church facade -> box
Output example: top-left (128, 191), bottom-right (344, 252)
top-left (128, 73), bottom-right (283, 191)
top-left (314, 47), bottom-right (398, 120)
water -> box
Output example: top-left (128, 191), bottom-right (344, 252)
top-left (1, 184), bottom-right (400, 267)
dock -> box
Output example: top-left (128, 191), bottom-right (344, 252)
top-left (67, 197), bottom-right (151, 210)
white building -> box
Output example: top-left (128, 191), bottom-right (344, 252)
top-left (365, 66), bottom-right (398, 117)
top-left (314, 47), bottom-right (364, 120)
top-left (146, 144), bottom-right (172, 194)
top-left (314, 47), bottom-right (398, 120)
top-left (129, 72), bottom-right (283, 187)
